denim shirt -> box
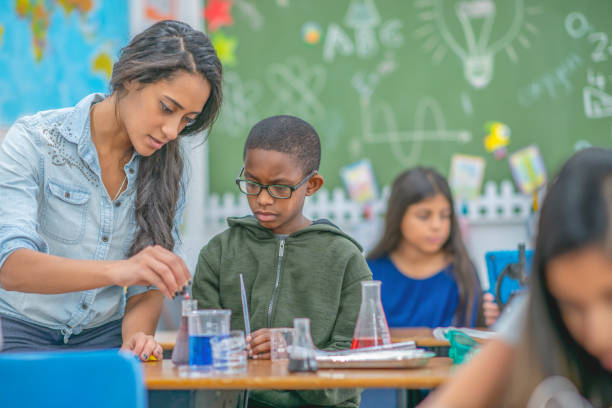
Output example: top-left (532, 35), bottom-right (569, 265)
top-left (0, 93), bottom-right (186, 340)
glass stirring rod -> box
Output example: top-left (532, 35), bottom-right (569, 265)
top-left (239, 273), bottom-right (251, 336)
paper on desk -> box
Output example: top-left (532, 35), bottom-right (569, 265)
top-left (432, 327), bottom-right (498, 341)
top-left (316, 348), bottom-right (435, 369)
top-left (314, 341), bottom-right (416, 356)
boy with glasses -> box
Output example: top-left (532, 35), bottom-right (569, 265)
top-left (193, 115), bottom-right (371, 408)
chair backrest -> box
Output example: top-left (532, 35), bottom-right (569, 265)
top-left (485, 249), bottom-right (534, 305)
top-left (0, 349), bottom-right (147, 408)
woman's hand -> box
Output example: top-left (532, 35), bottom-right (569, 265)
top-left (110, 245), bottom-right (191, 299)
top-left (483, 293), bottom-right (501, 326)
top-left (121, 331), bottom-right (163, 361)
top-left (247, 329), bottom-right (272, 360)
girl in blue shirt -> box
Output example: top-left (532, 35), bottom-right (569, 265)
top-left (0, 21), bottom-right (222, 359)
top-left (367, 167), bottom-right (482, 328)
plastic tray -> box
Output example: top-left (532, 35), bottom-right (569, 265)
top-left (316, 349), bottom-right (435, 369)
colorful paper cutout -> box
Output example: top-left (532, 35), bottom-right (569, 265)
top-left (449, 154), bottom-right (486, 199)
top-left (508, 145), bottom-right (547, 195)
top-left (484, 121), bottom-right (510, 160)
top-left (204, 0), bottom-right (234, 33)
top-left (340, 159), bottom-right (378, 204)
top-left (211, 32), bottom-right (238, 66)
top-left (302, 22), bottom-right (322, 45)
top-left (145, 0), bottom-right (178, 21)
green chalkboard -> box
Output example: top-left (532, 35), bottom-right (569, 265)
top-left (207, 0), bottom-right (612, 194)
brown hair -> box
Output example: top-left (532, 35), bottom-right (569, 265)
top-left (109, 20), bottom-right (222, 255)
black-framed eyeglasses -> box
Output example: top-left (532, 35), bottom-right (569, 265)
top-left (235, 167), bottom-right (316, 199)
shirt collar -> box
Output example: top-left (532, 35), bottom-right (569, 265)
top-left (59, 92), bottom-right (106, 145)
top-left (58, 92), bottom-right (140, 177)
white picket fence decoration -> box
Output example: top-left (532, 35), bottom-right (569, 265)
top-left (462, 180), bottom-right (533, 223)
top-left (203, 179), bottom-right (533, 235)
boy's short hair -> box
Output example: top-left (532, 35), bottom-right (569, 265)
top-left (243, 115), bottom-right (321, 175)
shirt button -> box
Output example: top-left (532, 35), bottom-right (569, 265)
top-left (128, 168), bottom-right (134, 174)
top-left (115, 201), bottom-right (121, 207)
top-left (102, 236), bottom-right (109, 242)
top-left (81, 303), bottom-right (88, 310)
top-left (65, 192), bottom-right (70, 199)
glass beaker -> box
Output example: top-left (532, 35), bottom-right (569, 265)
top-left (171, 298), bottom-right (198, 366)
top-left (269, 327), bottom-right (295, 360)
top-left (210, 330), bottom-right (248, 374)
top-left (351, 280), bottom-right (391, 349)
top-left (288, 318), bottom-right (317, 372)
top-left (188, 309), bottom-right (231, 372)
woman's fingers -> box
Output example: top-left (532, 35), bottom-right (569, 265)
top-left (140, 336), bottom-right (160, 361)
top-left (115, 246), bottom-right (190, 299)
top-left (152, 343), bottom-right (164, 360)
top-left (150, 245), bottom-right (191, 289)
top-left (121, 333), bottom-right (161, 361)
top-left (145, 254), bottom-right (180, 298)
top-left (122, 333), bottom-right (146, 359)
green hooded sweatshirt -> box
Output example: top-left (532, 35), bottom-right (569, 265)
top-left (193, 216), bottom-right (372, 408)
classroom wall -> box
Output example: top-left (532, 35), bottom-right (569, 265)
top-left (205, 0), bottom-right (612, 195)
top-left (0, 2), bottom-right (599, 330)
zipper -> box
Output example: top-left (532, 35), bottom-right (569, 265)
top-left (267, 239), bottom-right (285, 327)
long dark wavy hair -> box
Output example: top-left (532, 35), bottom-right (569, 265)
top-left (109, 20), bottom-right (222, 255)
top-left (508, 147), bottom-right (612, 407)
top-left (368, 167), bottom-right (480, 326)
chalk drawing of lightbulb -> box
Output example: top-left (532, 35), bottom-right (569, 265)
top-left (415, 0), bottom-right (542, 88)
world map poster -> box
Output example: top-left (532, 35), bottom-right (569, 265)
top-left (0, 0), bottom-right (129, 128)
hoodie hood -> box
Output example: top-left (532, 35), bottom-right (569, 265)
top-left (226, 215), bottom-right (363, 252)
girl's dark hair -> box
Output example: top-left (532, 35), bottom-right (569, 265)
top-left (510, 147), bottom-right (612, 406)
top-left (368, 167), bottom-right (480, 326)
top-left (109, 20), bottom-right (222, 255)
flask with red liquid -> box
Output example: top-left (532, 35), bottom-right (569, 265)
top-left (351, 280), bottom-right (391, 349)
top-left (171, 297), bottom-right (198, 365)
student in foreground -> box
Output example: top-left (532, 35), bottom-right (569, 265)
top-left (421, 147), bottom-right (612, 408)
top-left (192, 115), bottom-right (372, 408)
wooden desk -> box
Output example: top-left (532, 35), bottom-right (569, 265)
top-left (155, 327), bottom-right (449, 351)
top-left (144, 357), bottom-right (454, 390)
top-left (390, 328), bottom-right (449, 347)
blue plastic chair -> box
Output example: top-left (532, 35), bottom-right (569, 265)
top-left (485, 249), bottom-right (533, 306)
top-left (0, 349), bottom-right (147, 408)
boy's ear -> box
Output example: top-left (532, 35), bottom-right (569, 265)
top-left (305, 173), bottom-right (324, 196)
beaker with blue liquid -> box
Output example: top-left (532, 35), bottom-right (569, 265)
top-left (188, 309), bottom-right (231, 372)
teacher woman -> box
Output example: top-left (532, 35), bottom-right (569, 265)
top-left (0, 20), bottom-right (222, 361)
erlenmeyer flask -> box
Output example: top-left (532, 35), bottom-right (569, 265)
top-left (288, 318), bottom-right (318, 372)
top-left (351, 280), bottom-right (391, 349)
top-left (171, 298), bottom-right (197, 365)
